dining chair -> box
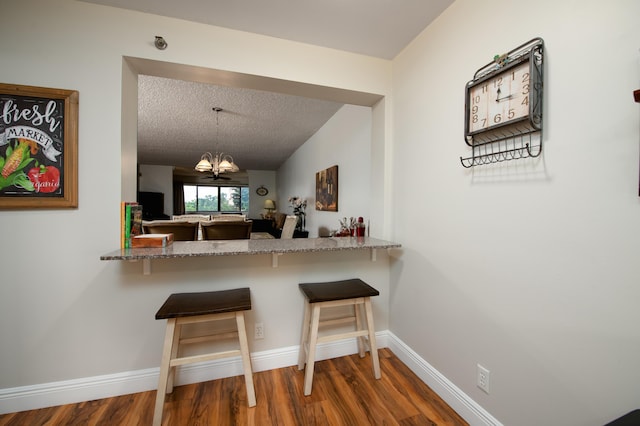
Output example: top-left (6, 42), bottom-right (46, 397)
top-left (211, 214), bottom-right (247, 221)
top-left (280, 215), bottom-right (298, 239)
top-left (201, 220), bottom-right (252, 240)
top-left (170, 215), bottom-right (210, 240)
top-left (142, 221), bottom-right (199, 241)
top-left (273, 213), bottom-right (287, 230)
top-left (171, 214), bottom-right (211, 221)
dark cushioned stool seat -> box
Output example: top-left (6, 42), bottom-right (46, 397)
top-left (156, 287), bottom-right (252, 319)
top-left (299, 278), bottom-right (380, 303)
top-left (605, 409), bottom-right (640, 426)
top-left (153, 288), bottom-right (255, 426)
top-left (298, 278), bottom-right (381, 396)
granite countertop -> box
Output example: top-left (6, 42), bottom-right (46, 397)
top-left (100, 237), bottom-right (401, 261)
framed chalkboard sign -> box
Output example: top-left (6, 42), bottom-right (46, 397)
top-left (0, 83), bottom-right (78, 209)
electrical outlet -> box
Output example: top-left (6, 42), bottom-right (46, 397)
top-left (477, 364), bottom-right (490, 394)
top-left (254, 322), bottom-right (264, 339)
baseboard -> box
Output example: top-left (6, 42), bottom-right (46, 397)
top-left (1, 331), bottom-right (500, 426)
top-left (0, 367), bottom-right (160, 416)
top-left (386, 332), bottom-right (502, 426)
top-left (0, 333), bottom-right (384, 415)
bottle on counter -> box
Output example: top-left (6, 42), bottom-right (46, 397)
top-left (355, 217), bottom-right (365, 245)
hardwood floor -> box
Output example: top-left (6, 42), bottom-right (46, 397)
top-left (0, 348), bottom-right (468, 425)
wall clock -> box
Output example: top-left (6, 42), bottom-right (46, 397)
top-left (462, 38), bottom-right (544, 167)
top-left (256, 185), bottom-right (268, 196)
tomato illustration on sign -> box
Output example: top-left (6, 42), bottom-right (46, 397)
top-left (27, 165), bottom-right (60, 193)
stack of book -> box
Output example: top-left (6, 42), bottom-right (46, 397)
top-left (120, 201), bottom-right (143, 248)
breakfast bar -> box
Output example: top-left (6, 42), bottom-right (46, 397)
top-left (101, 237), bottom-right (401, 274)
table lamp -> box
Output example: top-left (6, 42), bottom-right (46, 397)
top-left (264, 199), bottom-right (276, 218)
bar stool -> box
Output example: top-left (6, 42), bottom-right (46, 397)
top-left (297, 278), bottom-right (381, 396)
top-left (153, 287), bottom-right (256, 426)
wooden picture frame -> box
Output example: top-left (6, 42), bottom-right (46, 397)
top-left (315, 165), bottom-right (338, 211)
top-left (0, 83), bottom-right (78, 209)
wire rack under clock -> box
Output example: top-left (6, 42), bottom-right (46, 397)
top-left (460, 37), bottom-right (544, 168)
top-left (460, 131), bottom-right (541, 168)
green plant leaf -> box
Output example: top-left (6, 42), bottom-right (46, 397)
top-left (13, 172), bottom-right (34, 192)
top-left (0, 175), bottom-right (12, 190)
top-left (16, 157), bottom-right (35, 174)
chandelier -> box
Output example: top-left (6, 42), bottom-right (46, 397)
top-left (195, 107), bottom-right (239, 175)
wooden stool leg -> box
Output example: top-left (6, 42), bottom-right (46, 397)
top-left (355, 302), bottom-right (366, 358)
top-left (298, 299), bottom-right (311, 370)
top-left (364, 298), bottom-right (381, 379)
top-left (303, 304), bottom-right (321, 396)
top-left (166, 323), bottom-right (181, 393)
top-left (235, 311), bottom-right (256, 407)
top-left (153, 318), bottom-right (177, 426)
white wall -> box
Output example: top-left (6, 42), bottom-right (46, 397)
top-left (277, 104), bottom-right (372, 237)
top-left (391, 1), bottom-right (640, 425)
top-left (0, 0), bottom-right (393, 406)
top-left (247, 170), bottom-right (277, 218)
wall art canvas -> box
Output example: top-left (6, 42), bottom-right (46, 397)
top-left (315, 165), bottom-right (338, 211)
top-left (0, 83), bottom-right (78, 209)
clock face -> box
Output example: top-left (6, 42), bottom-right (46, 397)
top-left (468, 60), bottom-right (531, 134)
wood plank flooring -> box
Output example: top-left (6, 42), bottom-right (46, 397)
top-left (0, 348), bottom-right (468, 425)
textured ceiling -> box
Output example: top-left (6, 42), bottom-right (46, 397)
top-left (137, 75), bottom-right (343, 171)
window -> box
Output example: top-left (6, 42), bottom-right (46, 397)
top-left (184, 185), bottom-right (249, 213)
